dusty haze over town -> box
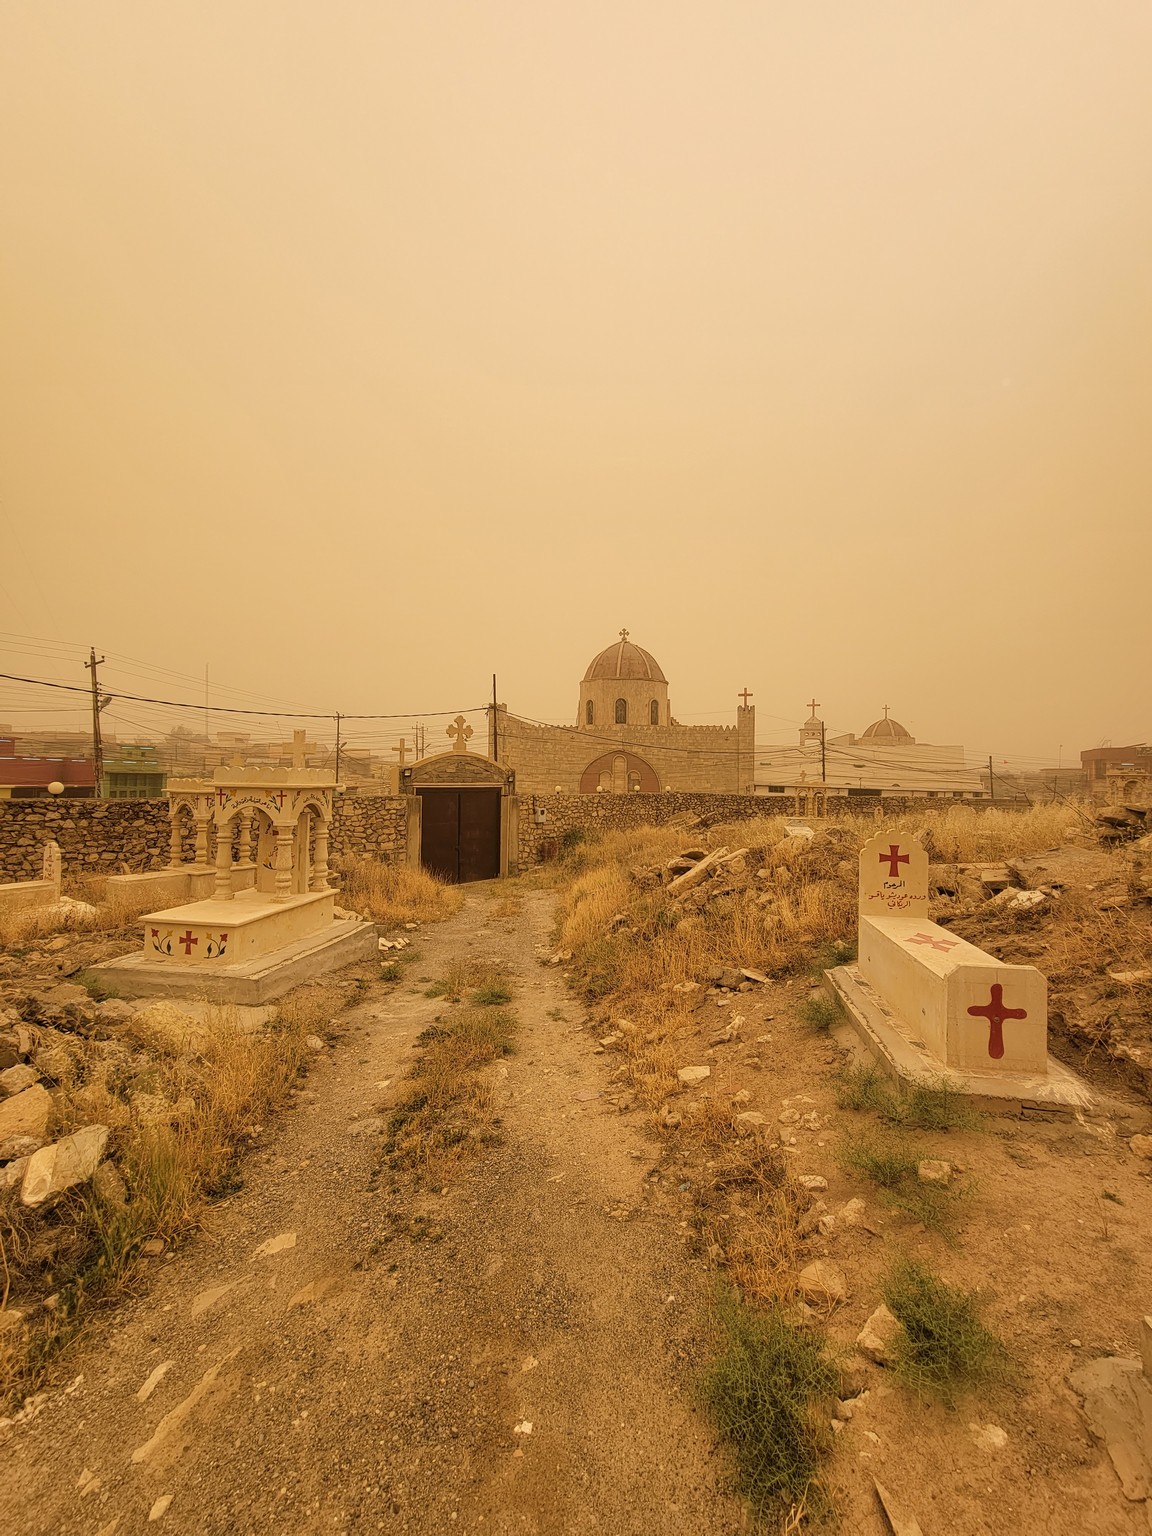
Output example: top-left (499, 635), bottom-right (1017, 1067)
top-left (1, 3), bottom-right (1149, 764)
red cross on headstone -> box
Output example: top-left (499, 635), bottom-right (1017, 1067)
top-left (879, 844), bottom-right (909, 878)
top-left (907, 932), bottom-right (959, 953)
top-left (966, 983), bottom-right (1027, 1060)
top-left (272, 790), bottom-right (287, 809)
top-left (216, 786), bottom-right (230, 806)
top-left (178, 930), bottom-right (199, 955)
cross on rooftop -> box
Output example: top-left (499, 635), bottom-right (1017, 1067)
top-left (739, 689), bottom-right (754, 707)
top-left (807, 698), bottom-right (820, 716)
top-left (619, 627), bottom-right (630, 641)
top-left (882, 704), bottom-right (890, 719)
top-left (392, 738), bottom-right (409, 767)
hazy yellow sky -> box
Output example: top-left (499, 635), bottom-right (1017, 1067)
top-left (1, 2), bottom-right (1149, 767)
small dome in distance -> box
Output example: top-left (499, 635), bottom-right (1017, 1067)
top-left (860, 707), bottom-right (913, 743)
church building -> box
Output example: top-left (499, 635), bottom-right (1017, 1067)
top-left (755, 704), bottom-right (983, 799)
top-left (491, 631), bottom-right (756, 795)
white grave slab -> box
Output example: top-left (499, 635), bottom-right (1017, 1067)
top-left (826, 826), bottom-right (1091, 1110)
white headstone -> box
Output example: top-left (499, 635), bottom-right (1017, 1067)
top-left (42, 840), bottom-right (62, 895)
top-left (858, 830), bottom-right (929, 918)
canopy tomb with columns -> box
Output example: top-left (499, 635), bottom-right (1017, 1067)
top-left (93, 768), bottom-right (378, 1002)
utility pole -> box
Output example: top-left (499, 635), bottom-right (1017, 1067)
top-left (988, 755), bottom-right (995, 804)
top-left (491, 673), bottom-right (499, 762)
top-left (820, 721), bottom-right (827, 784)
top-left (85, 647), bottom-right (106, 796)
top-left (334, 713), bottom-right (342, 784)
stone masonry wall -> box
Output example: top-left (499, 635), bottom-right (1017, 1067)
top-left (0, 794), bottom-right (412, 883)
top-left (515, 791), bottom-right (1030, 866)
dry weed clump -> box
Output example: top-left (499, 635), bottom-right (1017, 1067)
top-left (378, 962), bottom-right (518, 1186)
top-left (335, 855), bottom-right (463, 926)
top-left (0, 982), bottom-right (345, 1408)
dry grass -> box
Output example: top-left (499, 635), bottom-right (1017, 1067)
top-left (0, 983), bottom-right (344, 1409)
top-left (378, 961), bottom-right (518, 1186)
top-left (335, 855), bottom-right (463, 926)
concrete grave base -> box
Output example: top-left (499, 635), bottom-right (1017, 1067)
top-left (91, 919), bottom-right (379, 1005)
top-left (826, 963), bottom-right (1094, 1114)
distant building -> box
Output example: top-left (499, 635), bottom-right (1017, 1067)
top-left (104, 744), bottom-right (167, 800)
top-left (756, 706), bottom-right (983, 800)
top-left (0, 737), bottom-right (95, 798)
top-left (1081, 745), bottom-right (1152, 804)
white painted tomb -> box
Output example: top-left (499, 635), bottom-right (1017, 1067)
top-left (827, 830), bottom-right (1091, 1110)
top-left (0, 840), bottom-right (63, 918)
top-left (94, 767), bottom-right (376, 1003)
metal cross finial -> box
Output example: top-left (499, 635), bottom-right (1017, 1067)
top-left (446, 715), bottom-right (474, 753)
top-left (882, 704), bottom-right (890, 719)
top-left (807, 698), bottom-right (820, 716)
top-left (619, 627), bottom-right (630, 641)
top-left (739, 688), bottom-right (754, 707)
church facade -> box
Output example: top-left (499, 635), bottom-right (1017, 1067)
top-left (491, 632), bottom-right (756, 795)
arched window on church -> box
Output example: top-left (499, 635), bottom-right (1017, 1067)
top-left (615, 698), bottom-right (627, 725)
top-left (649, 699), bottom-right (659, 726)
top-left (586, 699), bottom-right (594, 725)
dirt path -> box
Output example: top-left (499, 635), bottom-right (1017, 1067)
top-left (0, 886), bottom-right (743, 1536)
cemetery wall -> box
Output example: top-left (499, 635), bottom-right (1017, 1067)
top-left (0, 794), bottom-right (412, 883)
top-left (515, 791), bottom-right (1024, 865)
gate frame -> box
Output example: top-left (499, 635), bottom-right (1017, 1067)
top-left (400, 750), bottom-right (518, 879)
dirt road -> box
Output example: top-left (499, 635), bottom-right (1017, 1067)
top-left (1, 886), bottom-right (743, 1536)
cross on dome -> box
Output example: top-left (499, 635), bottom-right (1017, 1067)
top-left (619, 627), bottom-right (630, 640)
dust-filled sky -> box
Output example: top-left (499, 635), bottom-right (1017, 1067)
top-left (1, 2), bottom-right (1149, 769)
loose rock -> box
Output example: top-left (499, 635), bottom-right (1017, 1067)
top-left (856, 1302), bottom-right (902, 1364)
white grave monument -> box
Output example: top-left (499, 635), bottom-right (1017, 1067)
top-left (0, 840), bottom-right (64, 919)
top-left (94, 767), bottom-right (377, 1003)
top-left (826, 829), bottom-right (1091, 1110)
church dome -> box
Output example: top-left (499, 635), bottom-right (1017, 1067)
top-left (860, 711), bottom-right (913, 742)
top-left (583, 633), bottom-right (667, 684)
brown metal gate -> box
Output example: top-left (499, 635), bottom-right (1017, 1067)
top-left (416, 788), bottom-right (501, 884)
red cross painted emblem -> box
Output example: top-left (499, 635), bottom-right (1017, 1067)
top-left (178, 930), bottom-right (199, 956)
top-left (907, 932), bottom-right (959, 953)
top-left (216, 786), bottom-right (230, 806)
top-left (967, 983), bottom-right (1027, 1060)
top-left (879, 844), bottom-right (909, 878)
top-left (273, 790), bottom-right (287, 809)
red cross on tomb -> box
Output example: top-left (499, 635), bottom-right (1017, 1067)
top-left (273, 790), bottom-right (287, 809)
top-left (178, 930), bottom-right (198, 956)
top-left (907, 932), bottom-right (959, 953)
top-left (879, 844), bottom-right (909, 879)
top-left (966, 983), bottom-right (1027, 1060)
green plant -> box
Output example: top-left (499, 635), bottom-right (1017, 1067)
top-left (799, 994), bottom-right (840, 1032)
top-left (380, 962), bottom-right (401, 982)
top-left (560, 826), bottom-right (588, 851)
top-left (883, 1260), bottom-right (1008, 1403)
top-left (472, 985), bottom-right (512, 1006)
top-left (835, 1065), bottom-right (983, 1134)
top-left (701, 1289), bottom-right (836, 1523)
top-left (840, 1131), bottom-right (919, 1188)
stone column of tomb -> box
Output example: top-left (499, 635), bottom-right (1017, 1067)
top-left (273, 827), bottom-right (294, 902)
top-left (193, 807), bottom-right (212, 867)
top-left (213, 818), bottom-right (235, 900)
top-left (237, 812), bottom-right (254, 866)
top-left (311, 816), bottom-right (330, 892)
top-left (167, 809), bottom-right (185, 869)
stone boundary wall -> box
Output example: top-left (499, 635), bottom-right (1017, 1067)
top-left (0, 794), bottom-right (412, 883)
top-left (515, 791), bottom-right (1038, 866)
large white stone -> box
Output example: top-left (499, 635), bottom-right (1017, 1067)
top-left (0, 1083), bottom-right (53, 1150)
top-left (21, 1124), bottom-right (109, 1208)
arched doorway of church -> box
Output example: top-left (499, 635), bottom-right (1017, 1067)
top-left (578, 750), bottom-right (660, 794)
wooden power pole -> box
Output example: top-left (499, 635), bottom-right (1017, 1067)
top-left (85, 647), bottom-right (106, 796)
